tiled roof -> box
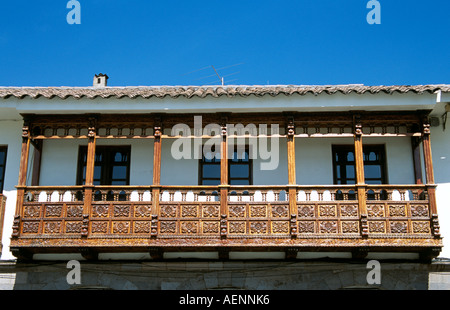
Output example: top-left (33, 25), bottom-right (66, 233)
top-left (0, 84), bottom-right (449, 100)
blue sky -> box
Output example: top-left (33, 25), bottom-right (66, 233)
top-left (0, 0), bottom-right (448, 87)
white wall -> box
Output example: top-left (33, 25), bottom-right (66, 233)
top-left (39, 139), bottom-right (154, 186)
top-left (295, 136), bottom-right (415, 185)
top-left (0, 121), bottom-right (22, 260)
top-left (429, 124), bottom-right (450, 259)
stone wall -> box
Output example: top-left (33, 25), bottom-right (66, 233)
top-left (0, 259), bottom-right (448, 290)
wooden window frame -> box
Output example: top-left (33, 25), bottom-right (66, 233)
top-left (198, 144), bottom-right (253, 185)
top-left (0, 146), bottom-right (7, 192)
top-left (76, 145), bottom-right (131, 186)
top-left (332, 144), bottom-right (387, 185)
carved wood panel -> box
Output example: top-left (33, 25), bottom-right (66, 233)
top-left (227, 202), bottom-right (290, 237)
top-left (297, 202), bottom-right (360, 235)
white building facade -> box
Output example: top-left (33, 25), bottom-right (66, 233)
top-left (0, 83), bottom-right (449, 289)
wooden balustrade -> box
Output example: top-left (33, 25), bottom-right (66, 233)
top-left (9, 184), bottom-right (441, 259)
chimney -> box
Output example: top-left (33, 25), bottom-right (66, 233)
top-left (93, 73), bottom-right (109, 88)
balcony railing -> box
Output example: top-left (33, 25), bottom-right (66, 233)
top-left (9, 184), bottom-right (442, 260)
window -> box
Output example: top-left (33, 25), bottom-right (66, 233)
top-left (0, 147), bottom-right (7, 192)
top-left (77, 146), bottom-right (131, 185)
top-left (199, 145), bottom-right (252, 185)
top-left (332, 145), bottom-right (387, 185)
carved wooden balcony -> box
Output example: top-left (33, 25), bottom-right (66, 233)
top-left (10, 184), bottom-right (442, 260)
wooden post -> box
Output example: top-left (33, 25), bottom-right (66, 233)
top-left (354, 115), bottom-right (368, 237)
top-left (220, 116), bottom-right (228, 238)
top-left (82, 118), bottom-right (97, 237)
top-left (151, 120), bottom-right (162, 238)
top-left (12, 121), bottom-right (31, 238)
top-left (286, 116), bottom-right (297, 238)
top-left (422, 121), bottom-right (440, 238)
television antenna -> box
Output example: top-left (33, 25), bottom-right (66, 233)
top-left (183, 63), bottom-right (243, 86)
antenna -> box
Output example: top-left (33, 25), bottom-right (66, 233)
top-left (211, 65), bottom-right (224, 86)
top-left (184, 63), bottom-right (243, 86)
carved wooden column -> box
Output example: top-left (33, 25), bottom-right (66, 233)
top-left (82, 118), bottom-right (97, 238)
top-left (354, 115), bottom-right (368, 238)
top-left (12, 121), bottom-right (32, 238)
top-left (422, 121), bottom-right (440, 238)
top-left (219, 116), bottom-right (228, 239)
top-left (151, 119), bottom-right (162, 239)
top-left (286, 116), bottom-right (297, 238)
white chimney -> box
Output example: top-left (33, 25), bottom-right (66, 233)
top-left (93, 73), bottom-right (109, 88)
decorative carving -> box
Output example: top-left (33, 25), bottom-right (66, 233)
top-left (340, 205), bottom-right (358, 217)
top-left (151, 215), bottom-right (158, 237)
top-left (22, 125), bottom-right (30, 138)
top-left (290, 214), bottom-right (298, 237)
top-left (320, 221), bottom-right (337, 234)
top-left (81, 214), bottom-right (89, 237)
top-left (229, 206), bottom-right (245, 218)
top-left (113, 222), bottom-right (130, 234)
top-left (431, 214), bottom-right (440, 237)
top-left (272, 205), bottom-right (288, 218)
top-left (22, 221), bottom-right (39, 234)
top-left (250, 206), bottom-right (266, 217)
top-left (220, 214), bottom-right (227, 237)
top-left (181, 221), bottom-right (198, 234)
top-left (135, 205), bottom-right (151, 217)
top-left (114, 205), bottom-right (130, 217)
top-left (67, 205), bottom-right (83, 218)
top-left (24, 206), bottom-right (40, 218)
top-left (134, 221), bottom-right (151, 234)
top-left (367, 205), bottom-right (384, 217)
top-left (182, 206), bottom-right (198, 218)
top-left (229, 221), bottom-right (246, 234)
top-left (319, 205), bottom-right (336, 217)
top-left (44, 222), bottom-right (61, 234)
top-left (272, 221), bottom-right (289, 234)
top-left (91, 221), bottom-right (108, 233)
top-left (298, 205), bottom-right (315, 218)
top-left (154, 126), bottom-right (162, 138)
top-left (390, 221), bottom-right (408, 233)
top-left (65, 222), bottom-right (82, 233)
top-left (411, 205), bottom-right (429, 217)
top-left (203, 205), bottom-right (219, 218)
top-left (92, 205), bottom-right (109, 217)
top-left (342, 221), bottom-right (359, 233)
top-left (160, 205), bottom-right (177, 217)
top-left (160, 221), bottom-right (176, 234)
top-left (287, 116), bottom-right (295, 137)
top-left (45, 206), bottom-right (63, 217)
top-left (250, 221), bottom-right (267, 234)
top-left (297, 221), bottom-right (315, 233)
top-left (389, 205), bottom-right (406, 217)
top-left (88, 126), bottom-right (96, 138)
top-left (360, 214), bottom-right (369, 236)
top-left (202, 221), bottom-right (219, 234)
top-left (412, 221), bottom-right (430, 234)
top-left (369, 221), bottom-right (385, 233)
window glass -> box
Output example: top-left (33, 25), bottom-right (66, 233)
top-left (77, 146), bottom-right (130, 185)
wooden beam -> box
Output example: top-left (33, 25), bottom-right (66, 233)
top-left (422, 121), bottom-right (440, 238)
top-left (151, 119), bottom-right (162, 238)
top-left (13, 122), bottom-right (31, 238)
top-left (82, 118), bottom-right (97, 237)
top-left (354, 115), bottom-right (368, 237)
top-left (286, 116), bottom-right (298, 238)
top-left (220, 116), bottom-right (228, 238)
